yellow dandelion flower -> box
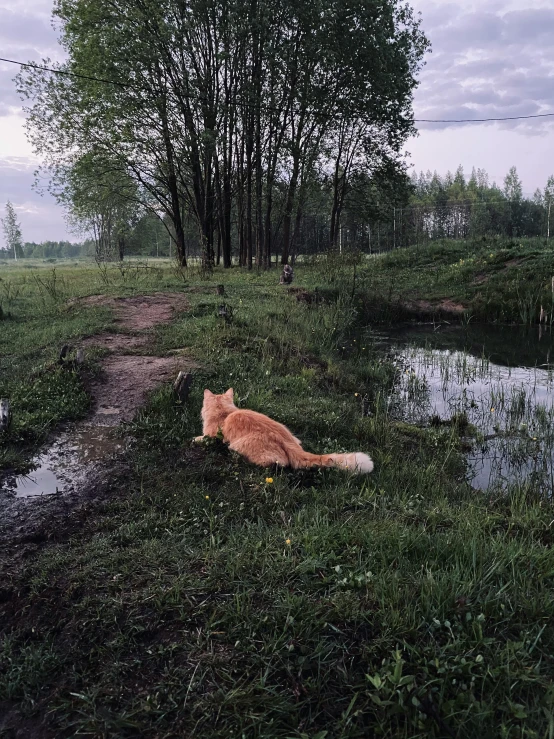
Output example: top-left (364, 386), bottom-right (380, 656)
top-left (265, 477), bottom-right (273, 484)
top-left (285, 539), bottom-right (291, 546)
top-left (205, 495), bottom-right (210, 500)
top-left (354, 393), bottom-right (359, 397)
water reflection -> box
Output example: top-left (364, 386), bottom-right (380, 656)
top-left (375, 324), bottom-right (554, 492)
top-left (1, 425), bottom-right (126, 498)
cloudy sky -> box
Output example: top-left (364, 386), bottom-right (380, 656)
top-left (0, 0), bottom-right (553, 245)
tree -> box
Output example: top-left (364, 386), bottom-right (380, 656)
top-left (504, 166), bottom-right (523, 202)
top-left (52, 154), bottom-right (143, 261)
top-left (1, 202), bottom-right (23, 260)
top-left (544, 176), bottom-right (554, 240)
top-left (17, 0), bottom-right (428, 269)
top-left (503, 166), bottom-right (523, 237)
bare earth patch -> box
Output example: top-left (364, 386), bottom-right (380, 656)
top-left (0, 293), bottom-right (198, 553)
top-left (80, 333), bottom-right (148, 351)
top-left (89, 355), bottom-right (194, 424)
top-left (405, 298), bottom-right (466, 316)
top-left (473, 273), bottom-right (489, 286)
top-left (439, 299), bottom-right (466, 314)
top-left (78, 292), bottom-right (189, 330)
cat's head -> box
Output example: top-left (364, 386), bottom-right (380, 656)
top-left (202, 388), bottom-right (235, 418)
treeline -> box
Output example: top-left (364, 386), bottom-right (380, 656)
top-left (17, 0), bottom-right (428, 267)
top-left (406, 165), bottom-right (554, 243)
top-left (327, 165), bottom-right (554, 253)
top-left (0, 241), bottom-right (89, 260)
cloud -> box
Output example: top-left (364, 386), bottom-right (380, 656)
top-left (0, 157), bottom-right (73, 244)
top-left (413, 1), bottom-right (554, 133)
top-left (0, 8), bottom-right (57, 49)
top-left (0, 3), bottom-right (65, 120)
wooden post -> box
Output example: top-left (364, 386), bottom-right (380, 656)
top-left (173, 372), bottom-right (193, 403)
top-left (0, 399), bottom-right (10, 431)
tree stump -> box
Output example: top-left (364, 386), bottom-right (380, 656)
top-left (58, 344), bottom-right (72, 364)
top-left (0, 399), bottom-right (10, 432)
top-left (173, 372), bottom-right (194, 402)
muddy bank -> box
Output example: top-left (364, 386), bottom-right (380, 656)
top-left (0, 457), bottom-right (132, 573)
top-left (402, 298), bottom-right (467, 318)
top-left (0, 292), bottom-right (198, 568)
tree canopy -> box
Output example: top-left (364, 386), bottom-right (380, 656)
top-left (17, 0), bottom-right (429, 266)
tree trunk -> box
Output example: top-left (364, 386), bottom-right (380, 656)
top-left (281, 158), bottom-right (300, 265)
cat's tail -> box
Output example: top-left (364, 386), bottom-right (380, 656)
top-left (288, 446), bottom-right (374, 474)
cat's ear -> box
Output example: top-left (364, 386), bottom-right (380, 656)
top-left (225, 388), bottom-right (234, 398)
top-left (204, 389), bottom-right (214, 398)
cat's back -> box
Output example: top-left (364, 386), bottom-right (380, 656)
top-left (222, 407), bottom-right (296, 441)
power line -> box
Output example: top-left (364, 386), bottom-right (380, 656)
top-left (2, 56), bottom-right (554, 124)
top-left (0, 57), bottom-right (132, 89)
top-left (416, 113), bottom-right (554, 123)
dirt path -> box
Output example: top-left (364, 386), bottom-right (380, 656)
top-left (0, 292), bottom-right (198, 560)
top-left (79, 293), bottom-right (198, 423)
top-left (78, 292), bottom-right (190, 331)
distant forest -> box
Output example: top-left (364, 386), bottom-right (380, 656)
top-left (2, 164), bottom-right (553, 263)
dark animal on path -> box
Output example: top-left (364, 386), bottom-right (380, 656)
top-left (279, 265), bottom-right (294, 285)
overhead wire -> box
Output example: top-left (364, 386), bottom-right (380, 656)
top-left (1, 56), bottom-right (553, 124)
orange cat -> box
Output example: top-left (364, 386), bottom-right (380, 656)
top-left (194, 388), bottom-right (374, 474)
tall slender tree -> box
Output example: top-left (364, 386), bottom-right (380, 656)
top-left (1, 202), bottom-right (23, 261)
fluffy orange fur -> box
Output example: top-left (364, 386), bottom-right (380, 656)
top-left (195, 388), bottom-right (374, 474)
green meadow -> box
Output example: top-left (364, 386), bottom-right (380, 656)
top-left (1, 244), bottom-right (554, 738)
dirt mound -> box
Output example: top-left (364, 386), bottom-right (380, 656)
top-left (404, 298), bottom-right (466, 316)
top-left (78, 293), bottom-right (189, 330)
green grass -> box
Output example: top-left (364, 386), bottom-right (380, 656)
top-left (1, 258), bottom-right (554, 738)
top-left (355, 236), bottom-right (554, 324)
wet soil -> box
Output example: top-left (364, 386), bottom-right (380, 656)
top-left (80, 332), bottom-right (148, 351)
top-left (0, 292), bottom-right (197, 569)
top-left (403, 298), bottom-right (467, 317)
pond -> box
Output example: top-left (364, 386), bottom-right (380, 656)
top-left (374, 324), bottom-right (554, 493)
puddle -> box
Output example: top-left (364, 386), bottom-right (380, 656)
top-left (1, 425), bottom-right (127, 498)
top-left (373, 324), bottom-right (554, 493)
top-left (1, 354), bottom-right (194, 500)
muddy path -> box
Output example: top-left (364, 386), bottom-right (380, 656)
top-left (0, 293), bottom-right (198, 565)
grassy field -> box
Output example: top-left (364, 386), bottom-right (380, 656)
top-left (1, 250), bottom-right (554, 738)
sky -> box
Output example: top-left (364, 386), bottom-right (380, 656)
top-left (0, 0), bottom-right (553, 245)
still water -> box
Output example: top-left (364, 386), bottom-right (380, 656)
top-left (1, 425), bottom-right (125, 498)
top-left (375, 324), bottom-right (554, 492)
